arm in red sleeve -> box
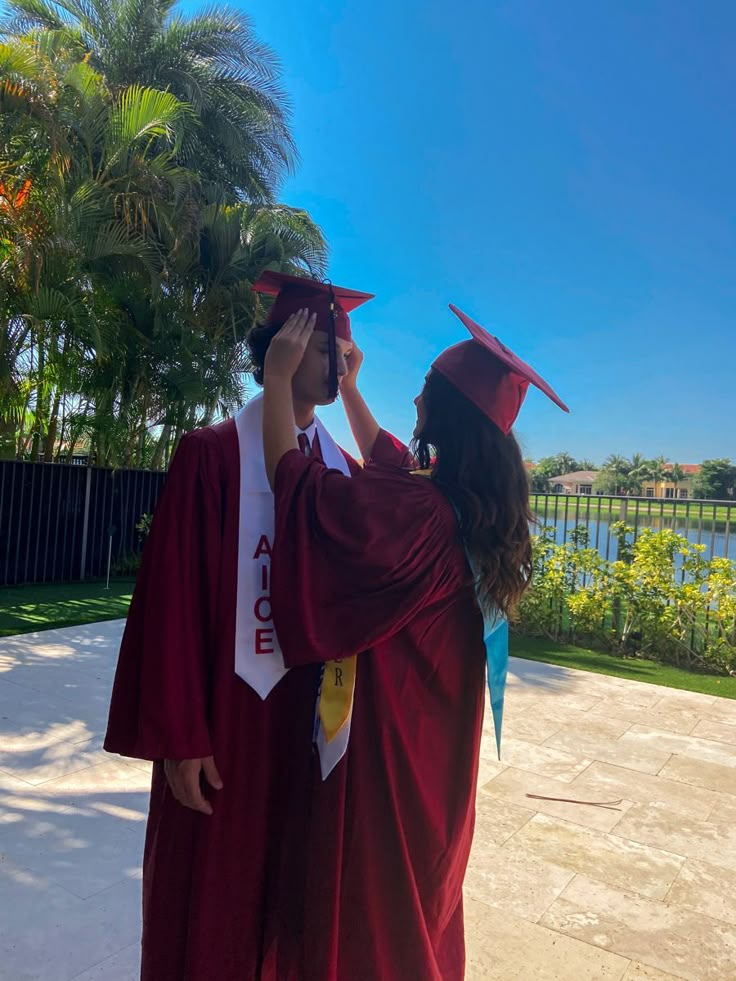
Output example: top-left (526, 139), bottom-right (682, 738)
top-left (104, 429), bottom-right (222, 761)
top-left (271, 451), bottom-right (458, 666)
top-left (368, 429), bottom-right (416, 469)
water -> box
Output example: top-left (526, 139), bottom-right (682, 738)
top-left (531, 496), bottom-right (735, 564)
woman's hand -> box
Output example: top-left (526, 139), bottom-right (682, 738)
top-left (262, 310), bottom-right (313, 486)
top-left (341, 343), bottom-right (364, 393)
top-left (263, 308), bottom-right (316, 382)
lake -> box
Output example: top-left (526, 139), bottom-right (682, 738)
top-left (530, 494), bottom-right (735, 563)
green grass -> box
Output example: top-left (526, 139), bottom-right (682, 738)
top-left (628, 503), bottom-right (733, 522)
top-left (531, 496), bottom-right (734, 524)
top-left (0, 580), bottom-right (134, 637)
top-left (2, 582), bottom-right (734, 701)
top-left (510, 633), bottom-right (736, 699)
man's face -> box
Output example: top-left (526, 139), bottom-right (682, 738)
top-left (291, 329), bottom-right (353, 406)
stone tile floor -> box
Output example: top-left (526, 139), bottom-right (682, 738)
top-left (1, 622), bottom-right (735, 980)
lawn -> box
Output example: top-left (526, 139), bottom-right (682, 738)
top-left (510, 632), bottom-right (736, 700)
top-left (2, 581), bottom-right (735, 700)
top-left (530, 495), bottom-right (734, 524)
top-left (0, 580), bottom-right (134, 637)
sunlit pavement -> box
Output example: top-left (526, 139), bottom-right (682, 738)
top-left (1, 623), bottom-right (736, 980)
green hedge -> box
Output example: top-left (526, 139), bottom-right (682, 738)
top-left (518, 522), bottom-right (736, 675)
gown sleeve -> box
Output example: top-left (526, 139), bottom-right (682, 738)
top-left (368, 429), bottom-right (416, 469)
top-left (104, 429), bottom-right (223, 761)
top-left (271, 451), bottom-right (459, 666)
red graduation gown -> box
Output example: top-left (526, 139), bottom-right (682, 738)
top-left (104, 420), bottom-right (357, 980)
top-left (271, 431), bottom-right (487, 981)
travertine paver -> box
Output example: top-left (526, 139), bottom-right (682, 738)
top-left (666, 858), bottom-right (736, 927)
top-left (569, 761), bottom-right (720, 820)
top-left (504, 813), bottom-right (685, 901)
top-left (540, 874), bottom-right (736, 981)
top-left (2, 623), bottom-right (736, 980)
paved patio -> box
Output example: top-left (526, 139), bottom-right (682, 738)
top-left (1, 623), bottom-right (735, 980)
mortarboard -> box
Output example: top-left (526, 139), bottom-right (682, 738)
top-left (252, 270), bottom-right (374, 343)
top-left (252, 271), bottom-right (374, 398)
top-left (432, 304), bottom-right (570, 434)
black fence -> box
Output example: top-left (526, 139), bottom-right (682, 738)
top-left (530, 493), bottom-right (735, 563)
top-left (0, 460), bottom-right (166, 586)
top-left (3, 469), bottom-right (734, 588)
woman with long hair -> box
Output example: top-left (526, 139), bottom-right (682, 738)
top-left (262, 303), bottom-right (568, 981)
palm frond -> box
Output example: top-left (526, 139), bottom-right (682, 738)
top-left (26, 283), bottom-right (80, 322)
top-left (0, 37), bottom-right (48, 78)
top-left (1, 0), bottom-right (72, 34)
top-left (102, 83), bottom-right (192, 175)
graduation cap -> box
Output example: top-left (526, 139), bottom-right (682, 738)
top-left (432, 304), bottom-right (570, 434)
top-left (252, 271), bottom-right (374, 398)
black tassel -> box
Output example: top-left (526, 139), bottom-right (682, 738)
top-left (326, 282), bottom-right (338, 399)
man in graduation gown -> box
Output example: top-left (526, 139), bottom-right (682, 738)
top-left (262, 305), bottom-right (568, 981)
top-left (104, 271), bottom-right (373, 980)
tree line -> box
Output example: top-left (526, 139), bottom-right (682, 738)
top-left (528, 453), bottom-right (736, 501)
top-left (1, 0), bottom-right (328, 469)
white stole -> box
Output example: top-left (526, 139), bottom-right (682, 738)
top-left (234, 393), bottom-right (353, 777)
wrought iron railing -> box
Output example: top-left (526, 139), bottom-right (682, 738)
top-left (530, 493), bottom-right (734, 562)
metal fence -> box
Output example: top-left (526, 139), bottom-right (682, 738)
top-left (3, 470), bottom-right (734, 588)
top-left (0, 460), bottom-right (166, 586)
top-left (530, 492), bottom-right (735, 563)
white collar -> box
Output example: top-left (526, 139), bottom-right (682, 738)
top-left (297, 419), bottom-right (317, 442)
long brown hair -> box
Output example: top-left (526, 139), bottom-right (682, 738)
top-left (413, 371), bottom-right (533, 619)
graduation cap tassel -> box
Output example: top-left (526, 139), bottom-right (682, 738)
top-left (326, 281), bottom-right (339, 400)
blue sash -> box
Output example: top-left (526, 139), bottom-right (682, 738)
top-left (477, 606), bottom-right (509, 760)
top-left (462, 537), bottom-right (509, 760)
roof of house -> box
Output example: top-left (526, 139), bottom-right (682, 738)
top-left (549, 471), bottom-right (599, 484)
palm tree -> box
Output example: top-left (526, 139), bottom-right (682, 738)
top-left (137, 200), bottom-right (329, 469)
top-left (626, 452), bottom-right (649, 495)
top-left (670, 462), bottom-right (685, 499)
top-left (603, 454), bottom-right (630, 495)
top-left (1, 8), bottom-right (328, 466)
top-left (647, 456), bottom-right (669, 498)
top-left (0, 40), bottom-right (85, 457)
top-left (1, 35), bottom-right (196, 460)
top-left (2, 0), bottom-right (295, 200)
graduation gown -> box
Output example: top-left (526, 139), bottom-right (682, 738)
top-left (104, 419), bottom-right (358, 980)
top-left (271, 431), bottom-right (487, 981)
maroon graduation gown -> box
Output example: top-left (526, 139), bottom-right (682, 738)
top-left (271, 431), bottom-right (487, 981)
top-left (104, 420), bottom-right (358, 980)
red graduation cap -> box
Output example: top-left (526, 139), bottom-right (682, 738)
top-left (252, 270), bottom-right (374, 342)
top-left (432, 305), bottom-right (570, 434)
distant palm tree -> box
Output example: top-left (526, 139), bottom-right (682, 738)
top-left (604, 454), bottom-right (628, 471)
top-left (670, 462), bottom-right (685, 498)
top-left (647, 456), bottom-right (669, 498)
top-left (627, 452), bottom-right (649, 495)
top-left (604, 454), bottom-right (630, 494)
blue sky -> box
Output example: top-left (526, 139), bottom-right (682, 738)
top-left (204, 0), bottom-right (735, 463)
